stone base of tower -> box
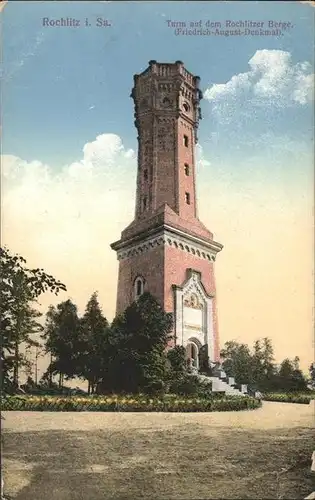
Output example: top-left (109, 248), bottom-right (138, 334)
top-left (172, 269), bottom-right (220, 363)
top-left (111, 223), bottom-right (223, 363)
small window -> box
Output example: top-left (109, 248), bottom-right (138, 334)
top-left (183, 102), bottom-right (190, 112)
top-left (143, 196), bottom-right (147, 210)
top-left (183, 135), bottom-right (189, 147)
top-left (185, 192), bottom-right (190, 205)
top-left (184, 163), bottom-right (190, 176)
top-left (136, 279), bottom-right (142, 296)
top-left (143, 169), bottom-right (148, 180)
top-left (135, 277), bottom-right (144, 299)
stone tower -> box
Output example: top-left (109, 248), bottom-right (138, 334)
top-left (111, 60), bottom-right (223, 364)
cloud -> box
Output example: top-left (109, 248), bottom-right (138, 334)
top-left (2, 134), bottom-right (136, 314)
top-left (3, 31), bottom-right (46, 82)
top-left (204, 50), bottom-right (314, 122)
top-left (196, 143), bottom-right (211, 169)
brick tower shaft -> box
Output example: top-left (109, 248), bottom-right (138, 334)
top-left (111, 61), bottom-right (223, 363)
top-left (131, 60), bottom-right (202, 222)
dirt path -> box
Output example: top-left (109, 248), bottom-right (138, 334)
top-left (2, 402), bottom-right (314, 500)
top-left (2, 401), bottom-right (314, 432)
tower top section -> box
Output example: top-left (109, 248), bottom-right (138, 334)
top-left (113, 60), bottom-right (215, 244)
top-left (131, 60), bottom-right (203, 142)
top-left (133, 60), bottom-right (202, 88)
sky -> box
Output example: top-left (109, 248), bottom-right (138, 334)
top-left (1, 1), bottom-right (314, 376)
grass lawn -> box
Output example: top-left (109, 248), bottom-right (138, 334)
top-left (2, 402), bottom-right (315, 500)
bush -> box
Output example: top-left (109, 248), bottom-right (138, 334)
top-left (19, 382), bottom-right (87, 397)
top-left (143, 379), bottom-right (166, 396)
top-left (169, 373), bottom-right (213, 398)
top-left (1, 394), bottom-right (261, 412)
top-left (166, 346), bottom-right (187, 377)
top-left (169, 375), bottom-right (201, 396)
top-left (262, 392), bottom-right (314, 404)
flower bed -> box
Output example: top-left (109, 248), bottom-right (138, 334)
top-left (263, 392), bottom-right (315, 404)
top-left (1, 394), bottom-right (261, 412)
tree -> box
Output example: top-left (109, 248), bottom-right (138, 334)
top-left (220, 338), bottom-right (279, 391)
top-left (251, 338), bottom-right (276, 391)
top-left (100, 292), bottom-right (173, 394)
top-left (42, 300), bottom-right (81, 387)
top-left (166, 345), bottom-right (187, 380)
top-left (261, 337), bottom-right (276, 378)
top-left (13, 303), bottom-right (43, 386)
top-left (278, 357), bottom-right (307, 392)
top-left (309, 363), bottom-right (315, 388)
top-left (78, 292), bottom-right (109, 394)
top-left (0, 247), bottom-right (66, 391)
top-left (220, 341), bottom-right (253, 384)
top-left (251, 339), bottom-right (265, 387)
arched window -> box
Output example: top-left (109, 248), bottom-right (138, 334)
top-left (134, 276), bottom-right (144, 299)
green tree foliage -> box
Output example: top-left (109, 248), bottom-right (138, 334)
top-left (166, 345), bottom-right (187, 388)
top-left (309, 363), bottom-right (315, 387)
top-left (220, 341), bottom-right (253, 384)
top-left (41, 292), bottom-right (173, 395)
top-left (100, 292), bottom-right (173, 394)
top-left (78, 292), bottom-right (109, 394)
top-left (251, 337), bottom-right (276, 391)
top-left (251, 339), bottom-right (264, 386)
top-left (277, 357), bottom-right (307, 392)
top-left (220, 337), bottom-right (307, 392)
top-left (13, 306), bottom-right (43, 384)
top-left (0, 247), bottom-right (66, 391)
top-left (166, 345), bottom-right (187, 380)
top-left (42, 300), bottom-right (81, 386)
top-left (279, 358), bottom-right (294, 379)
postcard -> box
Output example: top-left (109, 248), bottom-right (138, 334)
top-left (1, 1), bottom-right (314, 499)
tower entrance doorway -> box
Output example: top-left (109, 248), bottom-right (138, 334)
top-left (186, 339), bottom-right (202, 370)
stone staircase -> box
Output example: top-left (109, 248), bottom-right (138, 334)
top-left (191, 363), bottom-right (251, 396)
top-left (197, 369), bottom-right (248, 397)
top-left (190, 361), bottom-right (263, 398)
top-left (210, 375), bottom-right (247, 396)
